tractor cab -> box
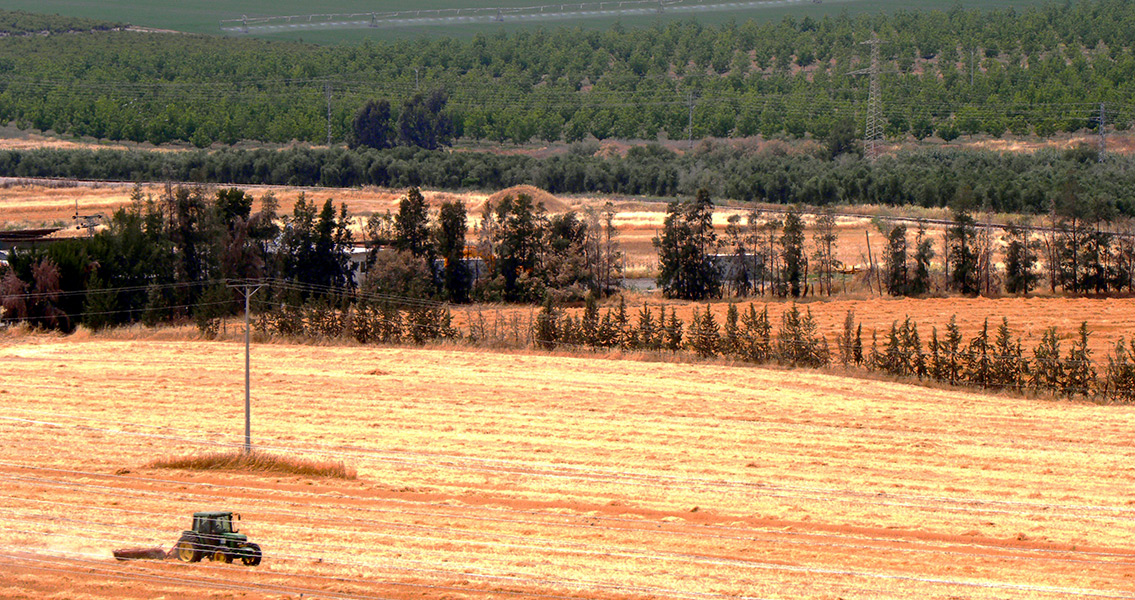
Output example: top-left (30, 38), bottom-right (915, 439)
top-left (189, 510), bottom-right (247, 542)
top-left (177, 511), bottom-right (260, 565)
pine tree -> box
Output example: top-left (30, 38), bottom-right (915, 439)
top-left (853, 324), bottom-right (863, 366)
top-left (664, 308), bottom-right (684, 351)
top-left (884, 224), bottom-right (909, 296)
top-left (82, 272), bottom-right (118, 331)
top-left (635, 303), bottom-right (658, 350)
top-left (942, 315), bottom-right (965, 385)
top-left (435, 307), bottom-right (458, 340)
top-left (1003, 222), bottom-right (1038, 295)
top-left (194, 283), bottom-right (230, 339)
top-left (1030, 327), bottom-right (1064, 395)
top-left (739, 303), bottom-right (771, 363)
top-left (991, 317), bottom-right (1024, 390)
top-left (581, 291), bottom-right (600, 346)
top-left (867, 329), bottom-right (882, 371)
top-left (437, 199), bottom-right (471, 303)
top-left (776, 304), bottom-right (802, 365)
top-left (776, 305), bottom-right (827, 367)
top-left (690, 305), bottom-right (720, 358)
top-left (910, 220), bottom-right (935, 296)
top-left (948, 203), bottom-right (980, 295)
top-left (1103, 338), bottom-right (1135, 403)
top-left (535, 294), bottom-right (559, 350)
top-left (800, 308), bottom-right (830, 367)
top-left (883, 321), bottom-right (904, 375)
top-left (407, 306), bottom-right (437, 344)
top-left (1063, 322), bottom-right (1096, 398)
top-left (141, 283), bottom-right (168, 328)
top-left (964, 319), bottom-right (994, 388)
top-left (780, 207), bottom-right (807, 298)
top-left (928, 327), bottom-right (944, 381)
top-left (838, 309), bottom-right (857, 366)
top-left (654, 188), bottom-right (720, 300)
top-left (900, 318), bottom-right (925, 379)
top-left (559, 313), bottom-right (580, 346)
top-left (723, 303), bottom-right (740, 358)
top-left (612, 296), bottom-right (631, 349)
top-left (596, 311), bottom-right (618, 348)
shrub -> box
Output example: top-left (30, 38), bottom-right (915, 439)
top-left (148, 450), bottom-right (356, 480)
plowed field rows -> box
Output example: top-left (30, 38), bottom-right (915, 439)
top-left (1, 336), bottom-right (1133, 599)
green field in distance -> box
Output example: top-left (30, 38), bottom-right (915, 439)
top-left (13, 0), bottom-right (1052, 43)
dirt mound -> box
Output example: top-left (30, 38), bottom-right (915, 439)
top-left (486, 185), bottom-right (569, 213)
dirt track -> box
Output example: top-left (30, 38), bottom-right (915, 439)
top-left (0, 335), bottom-right (1133, 599)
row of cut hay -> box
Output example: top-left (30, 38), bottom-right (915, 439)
top-left (147, 450), bottom-right (356, 480)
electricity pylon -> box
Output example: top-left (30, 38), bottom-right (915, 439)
top-left (850, 34), bottom-right (885, 161)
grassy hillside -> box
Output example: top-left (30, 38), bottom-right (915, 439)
top-left (11, 0), bottom-right (1053, 41)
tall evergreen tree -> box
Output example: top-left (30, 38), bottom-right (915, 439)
top-left (910, 220), bottom-right (935, 296)
top-left (884, 224), bottom-right (909, 296)
top-left (653, 188), bottom-right (719, 300)
top-left (635, 303), bottom-right (659, 350)
top-left (1030, 327), bottom-right (1064, 395)
top-left (535, 294), bottom-right (559, 350)
top-left (664, 308), bottom-right (684, 351)
top-left (394, 187), bottom-right (432, 259)
top-left (948, 202), bottom-right (980, 295)
top-left (964, 318), bottom-right (994, 388)
top-left (436, 199), bottom-right (470, 302)
top-left (1063, 322), bottom-right (1096, 398)
top-left (491, 193), bottom-right (546, 301)
top-left (1103, 338), bottom-right (1135, 403)
top-left (780, 206), bottom-right (806, 298)
top-left (1003, 222), bottom-right (1039, 295)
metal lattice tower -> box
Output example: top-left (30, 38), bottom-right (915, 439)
top-left (1098, 102), bottom-right (1107, 161)
top-left (859, 34), bottom-right (884, 160)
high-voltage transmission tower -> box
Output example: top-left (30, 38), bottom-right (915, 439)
top-left (1096, 102), bottom-right (1107, 161)
top-left (850, 34), bottom-right (885, 161)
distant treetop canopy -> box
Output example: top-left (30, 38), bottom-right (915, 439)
top-left (0, 2), bottom-right (1133, 146)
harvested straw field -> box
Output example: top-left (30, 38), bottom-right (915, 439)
top-left (1, 334), bottom-right (1133, 599)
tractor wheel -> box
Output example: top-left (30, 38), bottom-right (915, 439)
top-left (212, 549), bottom-right (232, 563)
top-left (239, 543), bottom-right (261, 566)
top-left (175, 536), bottom-right (202, 563)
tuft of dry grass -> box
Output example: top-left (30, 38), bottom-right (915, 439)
top-left (147, 450), bottom-right (356, 480)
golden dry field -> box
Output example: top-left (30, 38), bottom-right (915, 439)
top-left (1, 334), bottom-right (1134, 599)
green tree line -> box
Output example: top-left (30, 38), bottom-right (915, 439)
top-left (655, 186), bottom-right (1135, 301)
top-left (2, 2), bottom-right (1135, 145)
top-left (2, 142), bottom-right (1133, 216)
top-left (0, 184), bottom-right (622, 333)
top-left (0, 10), bottom-right (123, 35)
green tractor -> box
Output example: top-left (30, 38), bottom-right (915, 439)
top-left (174, 511), bottom-right (262, 566)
